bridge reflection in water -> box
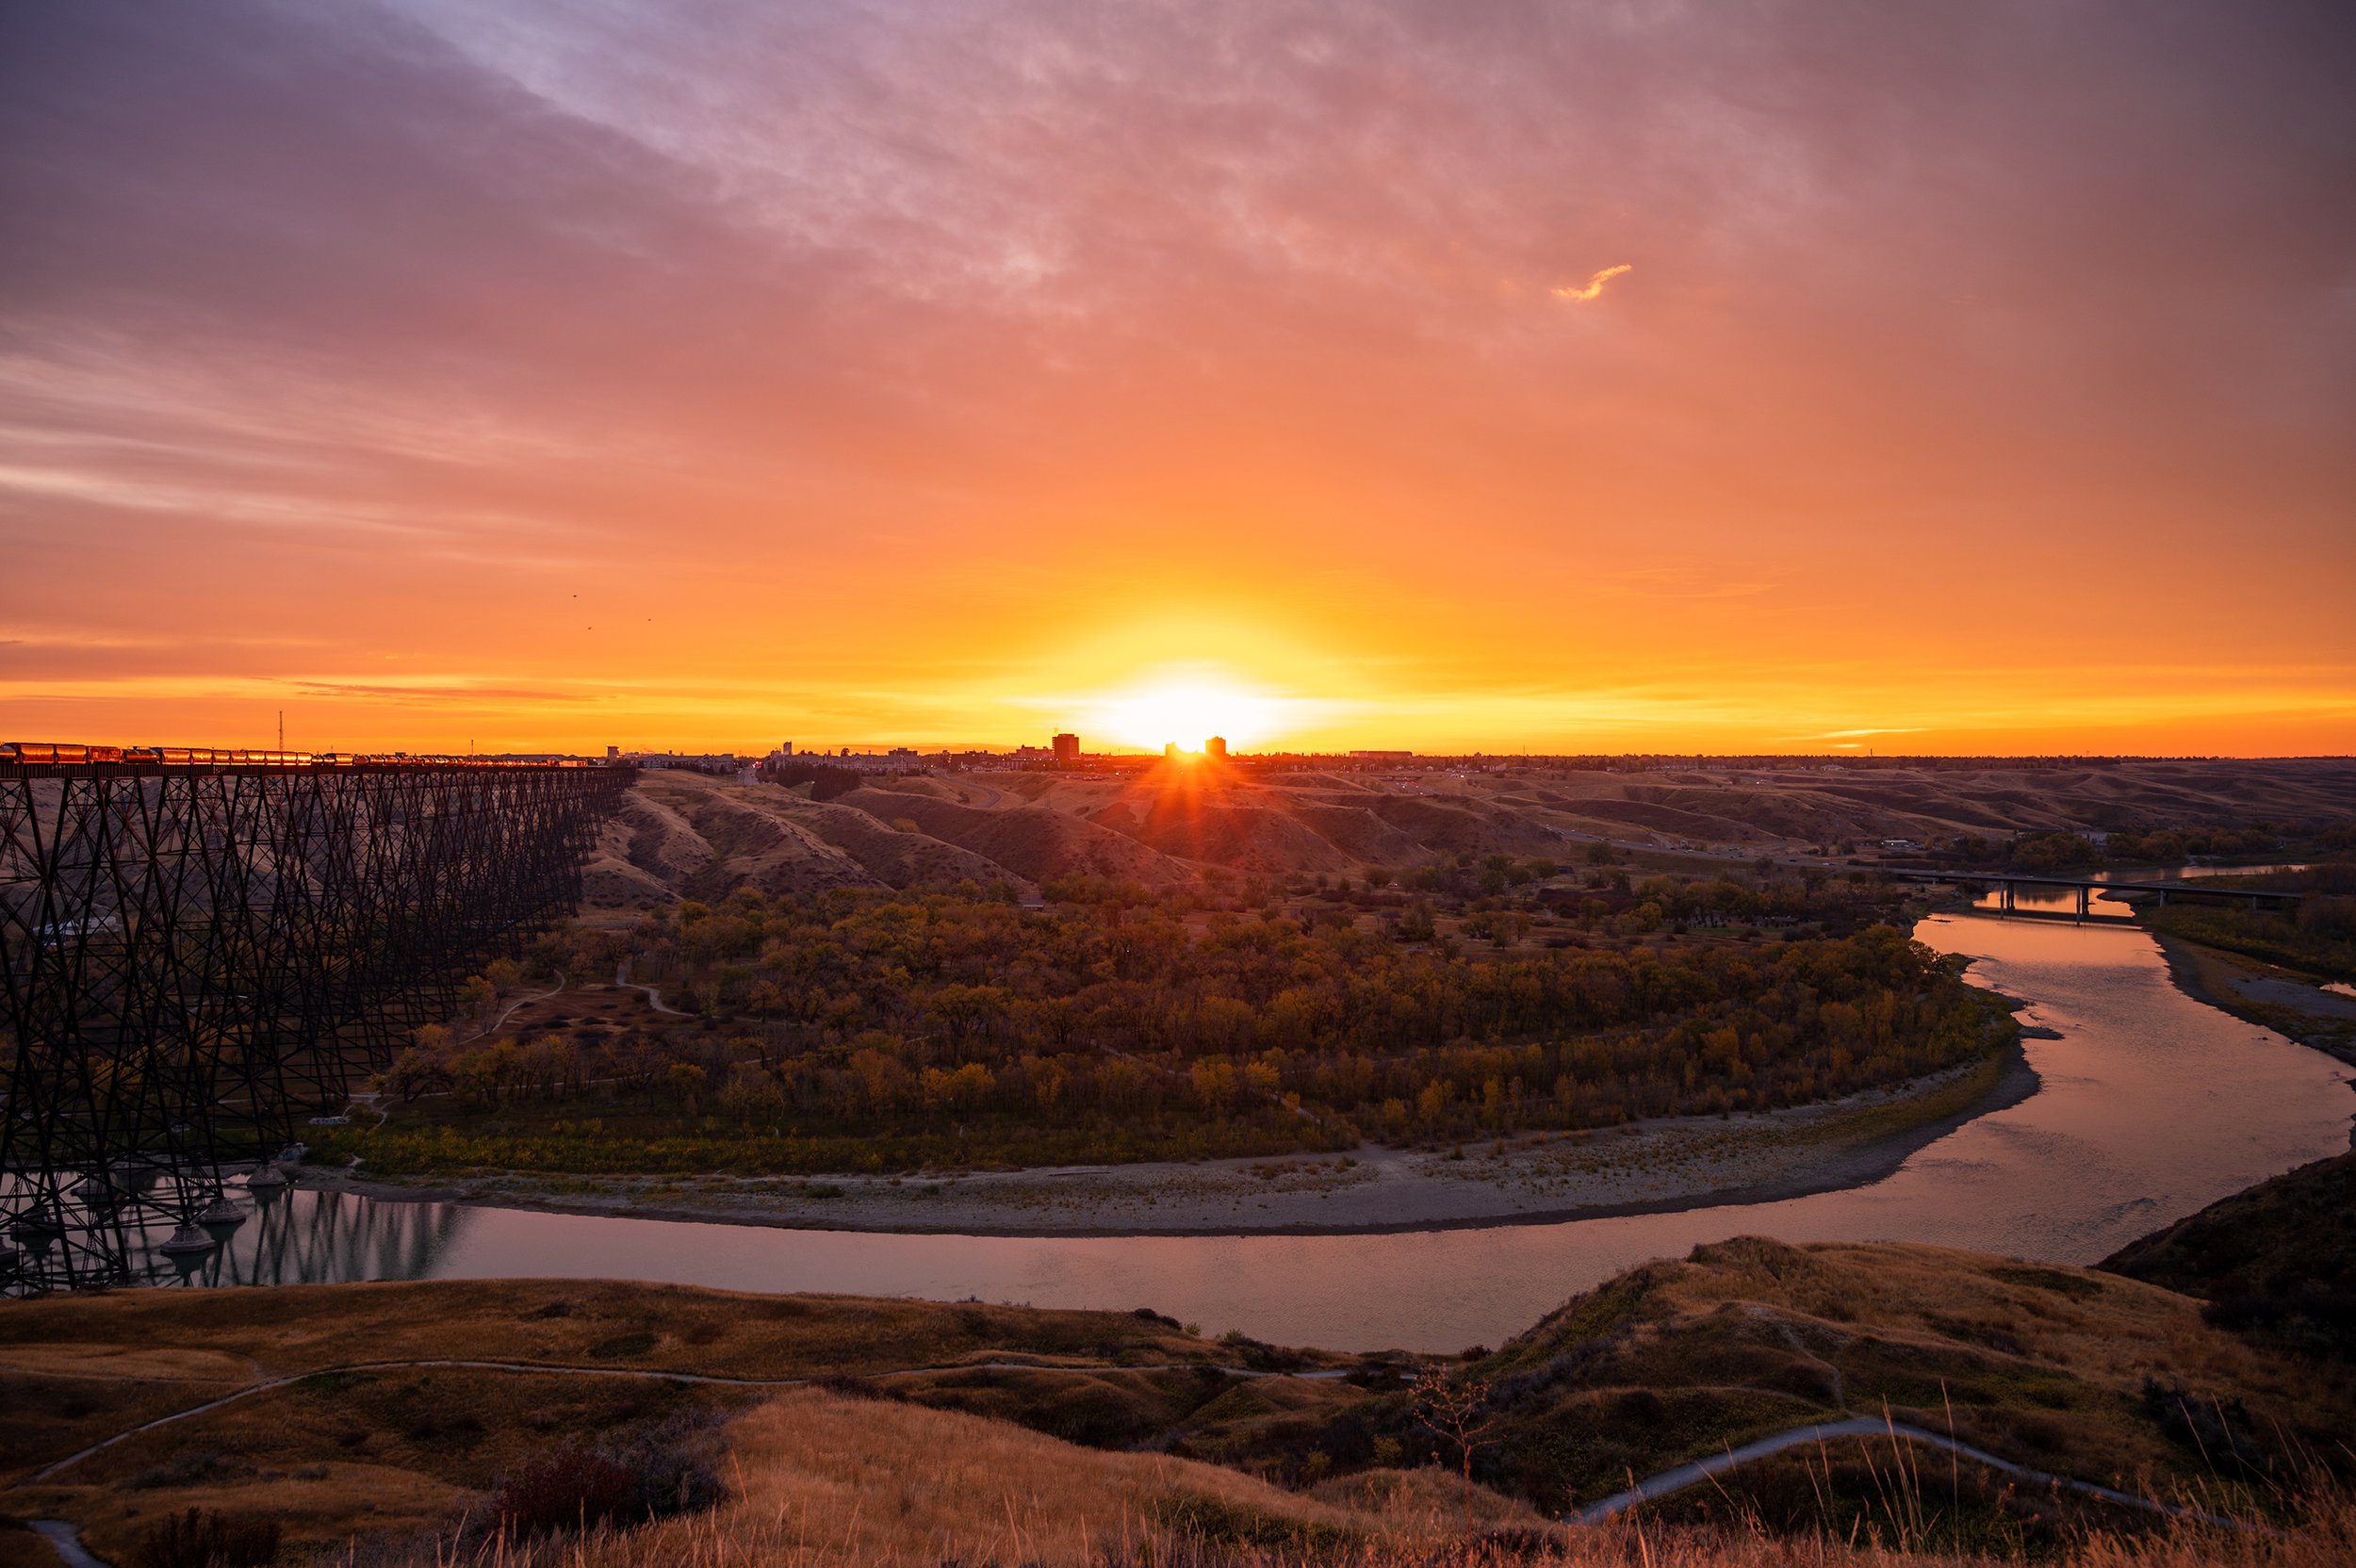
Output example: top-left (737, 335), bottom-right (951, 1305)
top-left (188, 1184), bottom-right (472, 1287)
top-left (0, 1174), bottom-right (472, 1290)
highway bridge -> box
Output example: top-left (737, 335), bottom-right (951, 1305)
top-left (1873, 866), bottom-right (2302, 922)
top-left (0, 746), bottom-right (630, 1292)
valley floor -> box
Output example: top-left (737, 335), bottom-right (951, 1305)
top-left (320, 1044), bottom-right (2033, 1236)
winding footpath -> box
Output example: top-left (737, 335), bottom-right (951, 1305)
top-left (1572, 1413), bottom-right (2243, 1529)
top-left (26, 1522), bottom-right (104, 1568)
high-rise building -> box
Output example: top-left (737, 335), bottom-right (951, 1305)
top-left (779, 741), bottom-right (794, 756)
top-left (1052, 732), bottom-right (1080, 769)
top-left (1204, 736), bottom-right (1227, 760)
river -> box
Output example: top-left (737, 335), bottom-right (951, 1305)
top-left (165, 914), bottom-right (2352, 1351)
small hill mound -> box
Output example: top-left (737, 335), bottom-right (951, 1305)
top-left (591, 775), bottom-right (1038, 903)
top-left (841, 788), bottom-right (1191, 885)
top-left (643, 774), bottom-right (885, 899)
top-left (580, 809), bottom-right (684, 914)
top-left (1360, 794), bottom-right (1563, 856)
top-left (2101, 1149), bottom-right (2356, 1360)
top-left (759, 792), bottom-right (1029, 891)
top-left (1470, 1235), bottom-right (2351, 1518)
top-left (1282, 801), bottom-right (1431, 864)
top-left (1092, 796), bottom-right (1357, 873)
top-left (646, 1389), bottom-right (1521, 1567)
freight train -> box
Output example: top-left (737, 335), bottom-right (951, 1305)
top-left (1, 742), bottom-right (608, 768)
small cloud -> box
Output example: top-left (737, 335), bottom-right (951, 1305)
top-left (1779, 727), bottom-right (1931, 743)
top-left (288, 680), bottom-right (583, 704)
top-left (1553, 264), bottom-right (1632, 302)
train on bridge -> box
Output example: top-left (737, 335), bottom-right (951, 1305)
top-left (3, 741), bottom-right (613, 769)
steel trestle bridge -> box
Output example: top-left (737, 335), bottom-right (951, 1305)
top-left (0, 744), bottom-right (630, 1293)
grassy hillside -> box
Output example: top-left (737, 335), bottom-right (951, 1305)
top-left (588, 762), bottom-right (2356, 915)
top-left (1465, 1238), bottom-right (2354, 1535)
top-left (6, 1240), bottom-right (2350, 1565)
top-left (2102, 1151), bottom-right (2356, 1362)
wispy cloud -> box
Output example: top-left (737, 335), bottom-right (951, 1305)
top-left (288, 681), bottom-right (586, 705)
top-left (1553, 264), bottom-right (1632, 302)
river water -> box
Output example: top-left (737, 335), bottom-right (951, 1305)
top-left (170, 914), bottom-right (2351, 1351)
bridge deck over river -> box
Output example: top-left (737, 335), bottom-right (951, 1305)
top-left (1872, 865), bottom-right (2300, 922)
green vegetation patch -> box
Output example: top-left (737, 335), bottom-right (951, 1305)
top-left (350, 876), bottom-right (2003, 1179)
top-left (1988, 1266), bottom-right (2105, 1300)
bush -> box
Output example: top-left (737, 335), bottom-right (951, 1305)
top-left (496, 1447), bottom-right (636, 1536)
top-left (494, 1413), bottom-right (727, 1538)
top-left (605, 1412), bottom-right (728, 1519)
top-left (132, 1510), bottom-right (280, 1568)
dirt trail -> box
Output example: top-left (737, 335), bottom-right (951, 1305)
top-left (1572, 1413), bottom-right (2240, 1528)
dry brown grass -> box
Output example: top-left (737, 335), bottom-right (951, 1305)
top-left (0, 1281), bottom-right (1313, 1562)
top-left (383, 1390), bottom-right (2356, 1568)
top-left (0, 1278), bottom-right (1247, 1421)
top-left (394, 1390), bottom-right (1542, 1568)
top-left (630, 1392), bottom-right (1381, 1563)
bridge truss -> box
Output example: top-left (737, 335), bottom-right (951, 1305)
top-left (0, 755), bottom-right (630, 1293)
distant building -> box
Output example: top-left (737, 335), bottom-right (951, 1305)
top-left (605, 744), bottom-right (619, 760)
top-left (1350, 749), bottom-right (1413, 761)
top-left (778, 741), bottom-right (794, 756)
top-left (1053, 732), bottom-right (1080, 769)
top-left (1204, 736), bottom-right (1227, 760)
top-left (1164, 742), bottom-right (1180, 760)
top-left (630, 751), bottom-right (741, 775)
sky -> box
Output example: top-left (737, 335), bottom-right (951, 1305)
top-left (4, 1), bottom-right (2353, 757)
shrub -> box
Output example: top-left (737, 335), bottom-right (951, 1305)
top-left (496, 1447), bottom-right (636, 1536)
top-left (494, 1413), bottom-right (728, 1539)
top-left (132, 1510), bottom-right (280, 1568)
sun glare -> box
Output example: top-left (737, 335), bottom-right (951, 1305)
top-left (1092, 675), bottom-right (1280, 752)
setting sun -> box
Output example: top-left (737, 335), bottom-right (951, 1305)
top-left (1087, 670), bottom-right (1285, 752)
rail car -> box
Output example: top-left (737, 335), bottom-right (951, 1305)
top-left (138, 747), bottom-right (316, 765)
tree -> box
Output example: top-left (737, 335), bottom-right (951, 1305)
top-left (458, 974), bottom-right (497, 1019)
top-left (1396, 902), bottom-right (1437, 942)
top-left (1411, 1365), bottom-right (1498, 1529)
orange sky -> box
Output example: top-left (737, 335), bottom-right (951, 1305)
top-left (4, 2), bottom-right (2352, 756)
